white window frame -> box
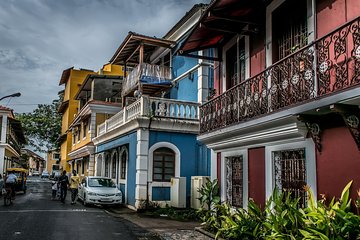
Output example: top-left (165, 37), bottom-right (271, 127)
top-left (119, 146), bottom-right (128, 184)
top-left (148, 142), bottom-right (180, 188)
top-left (265, 138), bottom-right (317, 202)
top-left (221, 149), bottom-right (249, 209)
top-left (265, 0), bottom-right (315, 67)
top-left (222, 34), bottom-right (250, 92)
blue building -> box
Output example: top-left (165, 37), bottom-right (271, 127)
top-left (93, 4), bottom-right (213, 210)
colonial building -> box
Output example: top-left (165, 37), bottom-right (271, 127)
top-left (46, 149), bottom-right (60, 174)
top-left (179, 0), bottom-right (360, 208)
top-left (58, 67), bottom-right (95, 172)
top-left (0, 105), bottom-right (26, 175)
top-left (93, 4), bottom-right (212, 210)
top-left (67, 64), bottom-right (124, 177)
top-left (22, 149), bottom-right (45, 175)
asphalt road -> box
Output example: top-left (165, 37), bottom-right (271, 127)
top-left (0, 176), bottom-right (158, 240)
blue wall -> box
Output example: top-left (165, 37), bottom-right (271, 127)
top-left (149, 131), bottom-right (210, 206)
top-left (170, 55), bottom-right (198, 102)
top-left (152, 187), bottom-right (170, 201)
top-left (97, 131), bottom-right (137, 206)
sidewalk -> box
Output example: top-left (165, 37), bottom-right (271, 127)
top-left (105, 206), bottom-right (213, 240)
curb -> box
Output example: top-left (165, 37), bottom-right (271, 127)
top-left (194, 227), bottom-right (224, 240)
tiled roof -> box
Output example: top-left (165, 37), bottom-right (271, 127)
top-left (0, 105), bottom-right (13, 111)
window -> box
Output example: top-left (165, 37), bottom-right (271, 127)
top-left (83, 121), bottom-right (87, 138)
top-left (226, 38), bottom-right (246, 89)
top-left (120, 151), bottom-right (127, 179)
top-left (226, 156), bottom-right (243, 208)
top-left (53, 153), bottom-right (60, 160)
top-left (77, 128), bottom-right (80, 142)
top-left (104, 155), bottom-right (110, 178)
top-left (111, 153), bottom-right (117, 179)
top-left (273, 148), bottom-right (307, 207)
top-left (153, 147), bottom-right (175, 182)
top-left (272, 0), bottom-right (307, 62)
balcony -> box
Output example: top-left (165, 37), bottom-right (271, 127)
top-left (122, 63), bottom-right (172, 97)
top-left (200, 17), bottom-right (360, 134)
top-left (97, 96), bottom-right (199, 137)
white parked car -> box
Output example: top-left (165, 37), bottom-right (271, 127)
top-left (78, 176), bottom-right (122, 206)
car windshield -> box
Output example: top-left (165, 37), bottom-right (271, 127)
top-left (88, 178), bottom-right (116, 188)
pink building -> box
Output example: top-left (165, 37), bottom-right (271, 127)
top-left (180, 0), bottom-right (360, 208)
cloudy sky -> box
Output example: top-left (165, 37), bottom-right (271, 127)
top-left (0, 0), bottom-right (208, 113)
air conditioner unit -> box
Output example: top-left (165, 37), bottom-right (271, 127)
top-left (170, 177), bottom-right (186, 208)
top-left (191, 176), bottom-right (210, 209)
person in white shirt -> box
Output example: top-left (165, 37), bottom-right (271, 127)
top-left (5, 171), bottom-right (17, 198)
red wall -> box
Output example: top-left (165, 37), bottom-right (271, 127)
top-left (250, 32), bottom-right (266, 77)
top-left (317, 0), bottom-right (360, 38)
top-left (248, 147), bottom-right (266, 208)
top-left (316, 126), bottom-right (360, 203)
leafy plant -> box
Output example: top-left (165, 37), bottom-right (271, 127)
top-left (198, 178), bottom-right (220, 211)
top-left (197, 180), bottom-right (360, 240)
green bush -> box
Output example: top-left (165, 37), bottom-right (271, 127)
top-left (197, 180), bottom-right (360, 240)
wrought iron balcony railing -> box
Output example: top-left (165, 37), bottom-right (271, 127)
top-left (122, 63), bottom-right (172, 96)
top-left (200, 17), bottom-right (360, 134)
top-left (97, 96), bottom-right (199, 137)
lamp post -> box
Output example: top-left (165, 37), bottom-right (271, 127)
top-left (0, 92), bottom-right (21, 101)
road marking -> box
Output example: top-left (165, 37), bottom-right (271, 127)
top-left (0, 209), bottom-right (102, 213)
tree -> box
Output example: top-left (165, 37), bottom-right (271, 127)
top-left (16, 98), bottom-right (61, 152)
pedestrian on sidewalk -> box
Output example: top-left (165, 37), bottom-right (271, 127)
top-left (51, 178), bottom-right (58, 200)
top-left (70, 170), bottom-right (80, 205)
top-left (58, 170), bottom-right (69, 203)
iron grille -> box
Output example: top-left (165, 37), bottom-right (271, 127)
top-left (278, 21), bottom-right (308, 60)
top-left (273, 148), bottom-right (306, 207)
top-left (226, 156), bottom-right (243, 208)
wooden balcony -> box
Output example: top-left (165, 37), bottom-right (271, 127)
top-left (200, 17), bottom-right (360, 134)
top-left (122, 63), bottom-right (172, 97)
top-left (97, 96), bottom-right (199, 137)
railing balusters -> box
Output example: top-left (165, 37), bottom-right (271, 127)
top-left (200, 17), bottom-right (360, 134)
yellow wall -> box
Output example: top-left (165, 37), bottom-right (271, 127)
top-left (59, 68), bottom-right (94, 172)
top-left (101, 64), bottom-right (124, 76)
top-left (46, 151), bottom-right (60, 173)
top-left (71, 120), bottom-right (91, 151)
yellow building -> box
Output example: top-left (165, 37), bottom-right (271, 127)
top-left (46, 149), bottom-right (60, 174)
top-left (58, 67), bottom-right (95, 172)
top-left (67, 64), bottom-right (124, 177)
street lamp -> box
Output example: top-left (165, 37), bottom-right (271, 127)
top-left (0, 92), bottom-right (21, 101)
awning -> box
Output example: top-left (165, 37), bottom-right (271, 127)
top-left (110, 32), bottom-right (176, 66)
top-left (178, 0), bottom-right (263, 54)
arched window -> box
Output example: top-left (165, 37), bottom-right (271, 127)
top-left (153, 147), bottom-right (175, 182)
top-left (104, 154), bottom-right (110, 177)
top-left (111, 152), bottom-right (117, 179)
top-left (96, 155), bottom-right (102, 176)
top-left (120, 151), bottom-right (127, 179)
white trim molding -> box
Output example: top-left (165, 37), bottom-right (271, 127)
top-left (220, 149), bottom-right (249, 209)
top-left (265, 138), bottom-right (317, 202)
top-left (148, 141), bottom-right (181, 202)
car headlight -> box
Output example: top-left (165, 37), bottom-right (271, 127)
top-left (87, 192), bottom-right (96, 196)
top-left (115, 192), bottom-right (122, 197)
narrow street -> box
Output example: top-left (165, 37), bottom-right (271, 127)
top-left (0, 177), bottom-right (159, 240)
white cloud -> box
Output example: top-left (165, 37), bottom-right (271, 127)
top-left (0, 0), bottom-right (209, 113)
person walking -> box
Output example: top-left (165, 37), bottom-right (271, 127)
top-left (70, 170), bottom-right (80, 205)
top-left (51, 178), bottom-right (58, 200)
top-left (58, 170), bottom-right (69, 203)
